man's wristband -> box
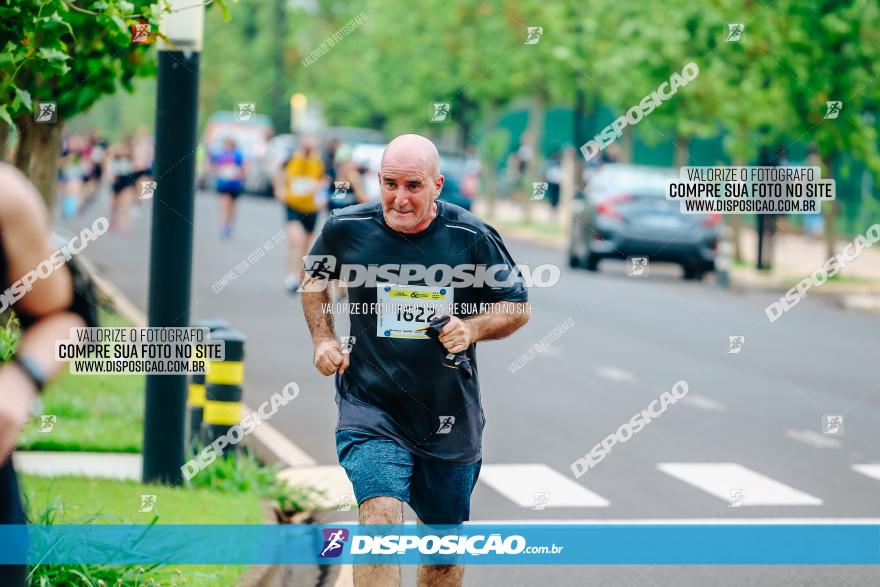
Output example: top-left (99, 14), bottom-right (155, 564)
top-left (12, 355), bottom-right (48, 394)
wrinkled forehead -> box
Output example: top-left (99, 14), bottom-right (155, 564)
top-left (379, 167), bottom-right (433, 185)
top-left (380, 149), bottom-right (438, 180)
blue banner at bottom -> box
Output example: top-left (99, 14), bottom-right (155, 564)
top-left (1, 524), bottom-right (879, 565)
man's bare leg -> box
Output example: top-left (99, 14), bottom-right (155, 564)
top-left (285, 220), bottom-right (305, 281)
top-left (416, 516), bottom-right (464, 587)
top-left (354, 496), bottom-right (403, 587)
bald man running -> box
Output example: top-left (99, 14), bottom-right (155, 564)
top-left (301, 134), bottom-right (530, 586)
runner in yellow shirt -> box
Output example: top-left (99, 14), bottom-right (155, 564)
top-left (274, 137), bottom-right (326, 293)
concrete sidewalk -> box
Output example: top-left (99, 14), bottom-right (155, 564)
top-left (13, 451), bottom-right (141, 480)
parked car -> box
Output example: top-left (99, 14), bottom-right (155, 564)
top-left (568, 164), bottom-right (721, 279)
top-left (199, 111), bottom-right (274, 195)
top-left (349, 142), bottom-right (386, 201)
top-left (438, 153), bottom-right (478, 211)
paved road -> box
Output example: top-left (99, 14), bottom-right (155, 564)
top-left (61, 191), bottom-right (880, 586)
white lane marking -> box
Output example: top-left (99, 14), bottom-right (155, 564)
top-left (679, 394), bottom-right (726, 411)
top-left (657, 463), bottom-right (823, 506)
top-left (786, 429), bottom-right (843, 449)
top-left (595, 366), bottom-right (636, 382)
top-left (852, 464), bottom-right (880, 481)
top-left (539, 346), bottom-right (563, 358)
top-left (244, 404), bottom-right (317, 467)
top-left (479, 464), bottom-right (609, 508)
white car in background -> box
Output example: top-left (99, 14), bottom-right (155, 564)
top-left (350, 143), bottom-right (386, 201)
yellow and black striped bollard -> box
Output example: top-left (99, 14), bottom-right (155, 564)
top-left (204, 328), bottom-right (246, 454)
top-left (188, 318), bottom-right (229, 446)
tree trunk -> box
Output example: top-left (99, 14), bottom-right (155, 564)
top-left (674, 135), bottom-right (689, 168)
top-left (0, 123), bottom-right (9, 162)
top-left (14, 117), bottom-right (32, 173)
top-left (522, 92), bottom-right (546, 223)
top-left (457, 94), bottom-right (474, 153)
top-left (482, 103), bottom-right (498, 220)
top-left (728, 156), bottom-right (745, 261)
top-left (619, 128), bottom-right (634, 163)
top-left (27, 120), bottom-right (65, 210)
top-left (559, 146), bottom-right (576, 230)
top-left (821, 154), bottom-right (837, 259)
top-left (270, 0), bottom-right (290, 132)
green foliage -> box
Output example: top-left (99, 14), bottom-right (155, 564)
top-left (186, 446), bottom-right (324, 513)
top-left (0, 312), bottom-right (22, 363)
top-left (0, 0), bottom-right (164, 127)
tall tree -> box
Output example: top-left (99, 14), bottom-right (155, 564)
top-left (1, 0), bottom-right (161, 207)
top-left (771, 0), bottom-right (880, 257)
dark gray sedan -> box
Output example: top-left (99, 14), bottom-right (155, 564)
top-left (568, 164), bottom-right (721, 279)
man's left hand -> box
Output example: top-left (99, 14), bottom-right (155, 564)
top-left (438, 316), bottom-right (473, 354)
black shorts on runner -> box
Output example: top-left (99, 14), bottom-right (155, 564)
top-left (112, 172), bottom-right (138, 195)
top-left (284, 206), bottom-right (318, 233)
top-left (0, 459), bottom-right (27, 586)
top-left (217, 188), bottom-right (243, 200)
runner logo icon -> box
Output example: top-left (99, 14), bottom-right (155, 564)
top-left (320, 528), bottom-right (349, 558)
top-left (437, 416), bottom-right (456, 434)
top-left (304, 255), bottom-right (337, 282)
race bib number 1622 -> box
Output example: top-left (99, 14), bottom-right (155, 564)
top-left (376, 284), bottom-right (453, 339)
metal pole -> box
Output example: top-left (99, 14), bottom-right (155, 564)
top-left (143, 3), bottom-right (204, 485)
top-left (756, 145), bottom-right (770, 271)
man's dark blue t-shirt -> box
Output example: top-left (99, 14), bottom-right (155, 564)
top-left (305, 200), bottom-right (528, 464)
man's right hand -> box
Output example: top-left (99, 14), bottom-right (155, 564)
top-left (313, 338), bottom-right (349, 376)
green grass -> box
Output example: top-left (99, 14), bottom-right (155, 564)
top-left (21, 474), bottom-right (266, 586)
top-left (825, 272), bottom-right (874, 285)
top-left (187, 447), bottom-right (325, 514)
top-left (17, 370), bottom-right (145, 452)
top-left (17, 309), bottom-right (146, 453)
top-left (493, 218), bottom-right (565, 238)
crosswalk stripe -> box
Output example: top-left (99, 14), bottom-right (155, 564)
top-left (679, 394), bottom-right (726, 411)
top-left (657, 463), bottom-right (823, 506)
top-left (479, 464), bottom-right (610, 508)
top-left (595, 366), bottom-right (636, 382)
top-left (786, 429), bottom-right (842, 449)
top-left (852, 464), bottom-right (880, 481)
